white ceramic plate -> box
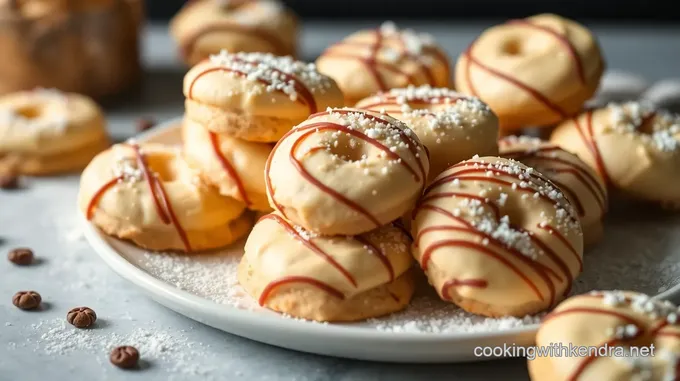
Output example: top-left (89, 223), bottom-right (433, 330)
top-left (83, 118), bottom-right (680, 363)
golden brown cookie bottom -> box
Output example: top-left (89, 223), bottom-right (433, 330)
top-left (91, 210), bottom-right (254, 253)
top-left (239, 260), bottom-right (415, 322)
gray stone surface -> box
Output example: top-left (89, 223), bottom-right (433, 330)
top-left (1, 21), bottom-right (679, 381)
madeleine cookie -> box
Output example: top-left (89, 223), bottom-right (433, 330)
top-left (78, 142), bottom-right (252, 253)
top-left (551, 102), bottom-right (680, 209)
top-left (316, 22), bottom-right (451, 105)
top-left (239, 212), bottom-right (414, 322)
top-left (356, 86), bottom-right (499, 181)
top-left (455, 14), bottom-right (604, 131)
top-left (170, 0), bottom-right (298, 66)
top-left (529, 291), bottom-right (680, 381)
top-left (412, 157), bottom-right (583, 317)
top-left (0, 89), bottom-right (110, 175)
top-left (182, 119), bottom-right (273, 212)
top-left (183, 50), bottom-right (344, 142)
top-left (266, 108), bottom-right (430, 235)
top-left (500, 136), bottom-right (608, 245)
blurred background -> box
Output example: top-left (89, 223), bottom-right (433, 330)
top-left (148, 0), bottom-right (680, 21)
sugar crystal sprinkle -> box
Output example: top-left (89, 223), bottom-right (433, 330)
top-left (207, 50), bottom-right (333, 101)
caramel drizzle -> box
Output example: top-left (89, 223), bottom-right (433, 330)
top-left (178, 1), bottom-right (288, 59)
top-left (357, 93), bottom-right (462, 115)
top-left (572, 110), bottom-right (658, 185)
top-left (320, 29), bottom-right (449, 92)
top-left (463, 18), bottom-right (589, 121)
top-left (414, 164), bottom-right (582, 305)
top-left (544, 295), bottom-right (680, 381)
top-left (86, 144), bottom-right (192, 252)
top-left (500, 142), bottom-right (607, 217)
top-left (209, 131), bottom-right (251, 206)
top-left (265, 110), bottom-right (426, 227)
top-left (187, 57), bottom-right (318, 114)
top-left (442, 279), bottom-right (489, 301)
top-left (257, 213), bottom-right (397, 305)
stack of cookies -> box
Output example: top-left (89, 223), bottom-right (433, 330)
top-left (238, 108), bottom-right (430, 322)
top-left (180, 49), bottom-right (345, 212)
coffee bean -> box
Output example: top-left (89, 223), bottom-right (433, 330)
top-left (67, 307), bottom-right (97, 328)
top-left (110, 346), bottom-right (139, 369)
top-left (12, 291), bottom-right (41, 310)
top-left (7, 248), bottom-right (34, 265)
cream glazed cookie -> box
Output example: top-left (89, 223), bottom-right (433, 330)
top-left (170, 0), bottom-right (298, 66)
top-left (238, 212), bottom-right (414, 322)
top-left (0, 89), bottom-right (110, 175)
top-left (78, 142), bottom-right (252, 253)
top-left (455, 14), bottom-right (604, 131)
top-left (500, 136), bottom-right (608, 246)
top-left (551, 102), bottom-right (680, 209)
top-left (183, 50), bottom-right (344, 142)
top-left (266, 108), bottom-right (430, 236)
top-left (182, 119), bottom-right (273, 212)
top-left (356, 86), bottom-right (499, 181)
top-left (412, 157), bottom-right (583, 317)
top-left (529, 291), bottom-right (680, 381)
top-left (316, 22), bottom-right (451, 105)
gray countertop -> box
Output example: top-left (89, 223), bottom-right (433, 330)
top-left (1, 21), bottom-right (679, 381)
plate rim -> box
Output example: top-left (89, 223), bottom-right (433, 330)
top-left (84, 117), bottom-right (680, 349)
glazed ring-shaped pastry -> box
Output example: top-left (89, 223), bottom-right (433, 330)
top-left (0, 89), bottom-right (110, 175)
top-left (500, 136), bottom-right (608, 246)
top-left (182, 119), bottom-right (273, 212)
top-left (183, 50), bottom-right (344, 142)
top-left (316, 22), bottom-right (451, 106)
top-left (78, 142), bottom-right (252, 253)
top-left (412, 156), bottom-right (583, 317)
top-left (266, 107), bottom-right (430, 235)
top-left (356, 85), bottom-right (499, 182)
top-left (170, 0), bottom-right (298, 67)
top-left (529, 291), bottom-right (680, 381)
top-left (238, 212), bottom-right (414, 322)
top-left (551, 102), bottom-right (680, 208)
top-left (455, 13), bottom-right (604, 131)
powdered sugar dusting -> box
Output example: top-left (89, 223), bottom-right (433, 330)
top-left (608, 101), bottom-right (680, 152)
top-left (208, 50), bottom-right (334, 100)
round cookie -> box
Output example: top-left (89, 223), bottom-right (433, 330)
top-left (266, 107), bottom-right (430, 236)
top-left (551, 102), bottom-right (680, 209)
top-left (182, 119), bottom-right (273, 212)
top-left (316, 21), bottom-right (451, 106)
top-left (356, 86), bottom-right (499, 181)
top-left (455, 14), bottom-right (604, 131)
top-left (238, 212), bottom-right (415, 322)
top-left (0, 89), bottom-right (110, 175)
top-left (529, 291), bottom-right (680, 381)
top-left (170, 0), bottom-right (298, 66)
top-left (183, 50), bottom-right (344, 142)
top-left (412, 156), bottom-right (583, 317)
top-left (500, 136), bottom-right (608, 246)
top-left (78, 142), bottom-right (251, 253)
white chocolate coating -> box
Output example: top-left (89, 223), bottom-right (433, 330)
top-left (0, 89), bottom-right (110, 175)
top-left (266, 107), bottom-right (430, 235)
top-left (78, 142), bottom-right (250, 252)
top-left (356, 86), bottom-right (499, 181)
top-left (455, 14), bottom-right (604, 131)
top-left (500, 136), bottom-right (608, 245)
top-left (412, 156), bottom-right (583, 317)
top-left (316, 22), bottom-right (451, 105)
top-left (551, 102), bottom-right (680, 208)
top-left (170, 0), bottom-right (298, 66)
top-left (239, 212), bottom-right (414, 321)
top-left (529, 291), bottom-right (680, 381)
top-left (181, 119), bottom-right (273, 211)
top-left (183, 50), bottom-right (344, 142)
